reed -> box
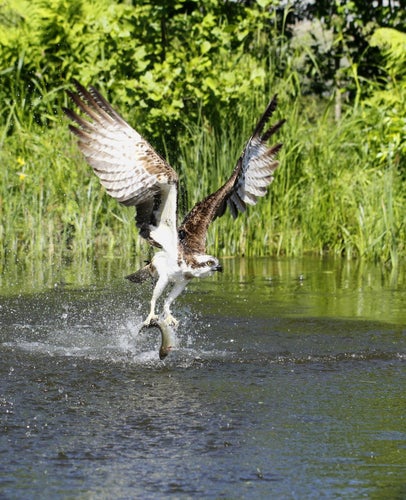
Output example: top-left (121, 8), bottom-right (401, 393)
top-left (0, 122), bottom-right (141, 263)
top-left (0, 91), bottom-right (404, 266)
top-left (176, 94), bottom-right (404, 262)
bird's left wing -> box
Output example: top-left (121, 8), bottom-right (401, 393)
top-left (179, 95), bottom-right (285, 254)
top-left (64, 81), bottom-right (179, 253)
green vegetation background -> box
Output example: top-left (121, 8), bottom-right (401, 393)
top-left (0, 0), bottom-right (405, 265)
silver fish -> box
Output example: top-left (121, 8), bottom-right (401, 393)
top-left (142, 318), bottom-right (176, 360)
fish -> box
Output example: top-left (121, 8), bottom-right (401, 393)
top-left (141, 318), bottom-right (177, 360)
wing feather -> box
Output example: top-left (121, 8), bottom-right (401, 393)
top-left (179, 95), bottom-right (285, 254)
top-left (64, 81), bottom-right (179, 253)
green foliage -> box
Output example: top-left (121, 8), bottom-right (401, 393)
top-left (370, 28), bottom-right (406, 77)
top-left (366, 28), bottom-right (406, 174)
top-left (286, 0), bottom-right (404, 97)
top-left (0, 1), bottom-right (405, 265)
top-left (0, 0), bottom-right (290, 142)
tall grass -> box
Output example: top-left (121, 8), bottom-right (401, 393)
top-left (176, 95), bottom-right (404, 263)
top-left (0, 91), bottom-right (404, 267)
top-left (0, 122), bottom-right (143, 264)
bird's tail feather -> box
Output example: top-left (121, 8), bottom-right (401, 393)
top-left (125, 263), bottom-right (156, 283)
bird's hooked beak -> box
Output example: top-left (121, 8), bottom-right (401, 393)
top-left (215, 264), bottom-right (223, 272)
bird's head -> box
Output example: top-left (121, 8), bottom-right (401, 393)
top-left (191, 255), bottom-right (223, 278)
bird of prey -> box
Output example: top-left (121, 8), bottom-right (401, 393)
top-left (64, 81), bottom-right (285, 329)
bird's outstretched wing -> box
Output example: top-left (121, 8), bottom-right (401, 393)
top-left (178, 95), bottom-right (285, 254)
top-left (64, 81), bottom-right (179, 253)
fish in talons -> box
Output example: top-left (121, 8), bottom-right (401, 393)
top-left (142, 317), bottom-right (177, 360)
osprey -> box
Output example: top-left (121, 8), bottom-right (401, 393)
top-left (64, 81), bottom-right (285, 329)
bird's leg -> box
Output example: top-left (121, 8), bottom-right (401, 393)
top-left (162, 280), bottom-right (189, 327)
top-left (143, 275), bottom-right (168, 326)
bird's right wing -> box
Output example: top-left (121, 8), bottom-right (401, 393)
top-left (64, 81), bottom-right (179, 253)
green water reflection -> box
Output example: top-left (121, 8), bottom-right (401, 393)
top-left (198, 257), bottom-right (406, 326)
top-left (1, 256), bottom-right (405, 326)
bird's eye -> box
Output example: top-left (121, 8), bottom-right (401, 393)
top-left (207, 260), bottom-right (215, 266)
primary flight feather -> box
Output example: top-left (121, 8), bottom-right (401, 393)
top-left (64, 81), bottom-right (285, 330)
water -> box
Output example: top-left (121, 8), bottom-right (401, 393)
top-left (1, 257), bottom-right (405, 499)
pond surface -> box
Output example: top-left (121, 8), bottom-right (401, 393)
top-left (1, 257), bottom-right (405, 499)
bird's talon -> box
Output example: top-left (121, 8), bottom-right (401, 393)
top-left (163, 314), bottom-right (179, 327)
top-left (143, 315), bottom-right (159, 327)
